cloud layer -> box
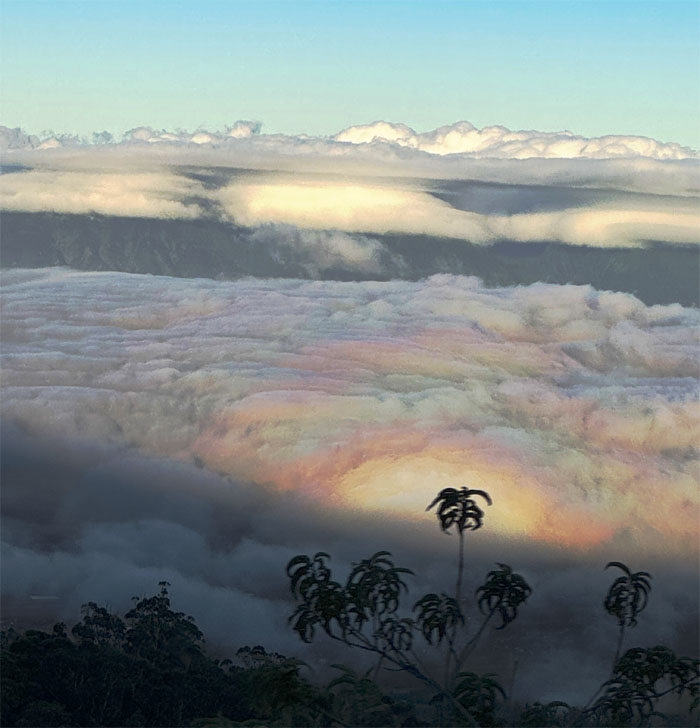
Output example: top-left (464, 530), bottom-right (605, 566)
top-left (2, 117), bottom-right (697, 706)
top-left (2, 268), bottom-right (697, 553)
top-left (2, 162), bottom-right (698, 250)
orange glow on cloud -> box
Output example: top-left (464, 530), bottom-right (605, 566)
top-left (193, 416), bottom-right (625, 550)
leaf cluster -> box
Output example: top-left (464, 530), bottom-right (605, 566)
top-left (413, 593), bottom-right (464, 645)
top-left (453, 671), bottom-right (506, 727)
top-left (325, 664), bottom-right (417, 727)
top-left (287, 551), bottom-right (414, 647)
top-left (426, 487), bottom-right (492, 534)
top-left (518, 700), bottom-right (570, 727)
top-left (476, 563), bottom-right (532, 629)
top-left (603, 562), bottom-right (652, 628)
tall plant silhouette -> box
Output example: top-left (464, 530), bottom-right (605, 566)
top-left (603, 561), bottom-right (652, 670)
top-left (427, 486), bottom-right (498, 686)
top-left (426, 487), bottom-right (492, 607)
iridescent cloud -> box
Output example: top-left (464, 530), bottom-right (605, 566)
top-left (2, 269), bottom-right (697, 556)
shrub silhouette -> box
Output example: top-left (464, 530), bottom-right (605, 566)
top-left (285, 486), bottom-right (536, 725)
top-left (2, 487), bottom-right (698, 727)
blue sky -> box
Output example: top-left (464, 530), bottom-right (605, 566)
top-left (1, 0), bottom-right (698, 146)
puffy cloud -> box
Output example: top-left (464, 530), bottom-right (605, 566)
top-left (334, 120), bottom-right (697, 160)
top-left (3, 119), bottom-right (696, 160)
top-left (2, 127), bottom-right (697, 248)
top-left (0, 126), bottom-right (39, 150)
top-left (48, 122), bottom-right (264, 147)
top-left (3, 126), bottom-right (698, 202)
top-left (247, 225), bottom-right (400, 276)
top-left (225, 120), bottom-right (262, 139)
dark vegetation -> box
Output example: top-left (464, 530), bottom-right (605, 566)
top-left (2, 211), bottom-right (698, 306)
top-left (1, 487), bottom-right (698, 727)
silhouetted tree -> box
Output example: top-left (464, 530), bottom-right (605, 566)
top-left (286, 550), bottom-right (478, 724)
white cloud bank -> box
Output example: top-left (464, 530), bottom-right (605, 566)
top-left (3, 167), bottom-right (695, 248)
top-left (0, 169), bottom-right (205, 218)
top-left (1, 119), bottom-right (696, 160)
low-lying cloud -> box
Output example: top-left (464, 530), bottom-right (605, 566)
top-left (2, 422), bottom-right (697, 705)
top-left (0, 169), bottom-right (206, 219)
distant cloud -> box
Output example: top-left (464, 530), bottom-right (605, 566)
top-left (1, 119), bottom-right (696, 160)
top-left (1, 119), bottom-right (698, 250)
top-left (2, 165), bottom-right (697, 248)
top-left (334, 120), bottom-right (697, 160)
top-left (121, 120), bottom-right (262, 145)
top-left (0, 121), bottom-right (263, 152)
top-left (247, 225), bottom-right (398, 277)
top-left (0, 126), bottom-right (39, 150)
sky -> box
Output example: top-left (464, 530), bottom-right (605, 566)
top-left (1, 0), bottom-right (699, 147)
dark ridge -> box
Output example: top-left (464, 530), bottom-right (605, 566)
top-left (1, 211), bottom-right (697, 306)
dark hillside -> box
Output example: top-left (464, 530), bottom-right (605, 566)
top-left (1, 211), bottom-right (697, 306)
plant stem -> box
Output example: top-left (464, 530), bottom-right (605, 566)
top-left (612, 622), bottom-right (625, 671)
top-left (328, 627), bottom-right (476, 726)
top-left (455, 608), bottom-right (495, 672)
top-left (372, 654), bottom-right (384, 681)
top-left (445, 528), bottom-right (467, 688)
top-left (456, 529), bottom-right (465, 607)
